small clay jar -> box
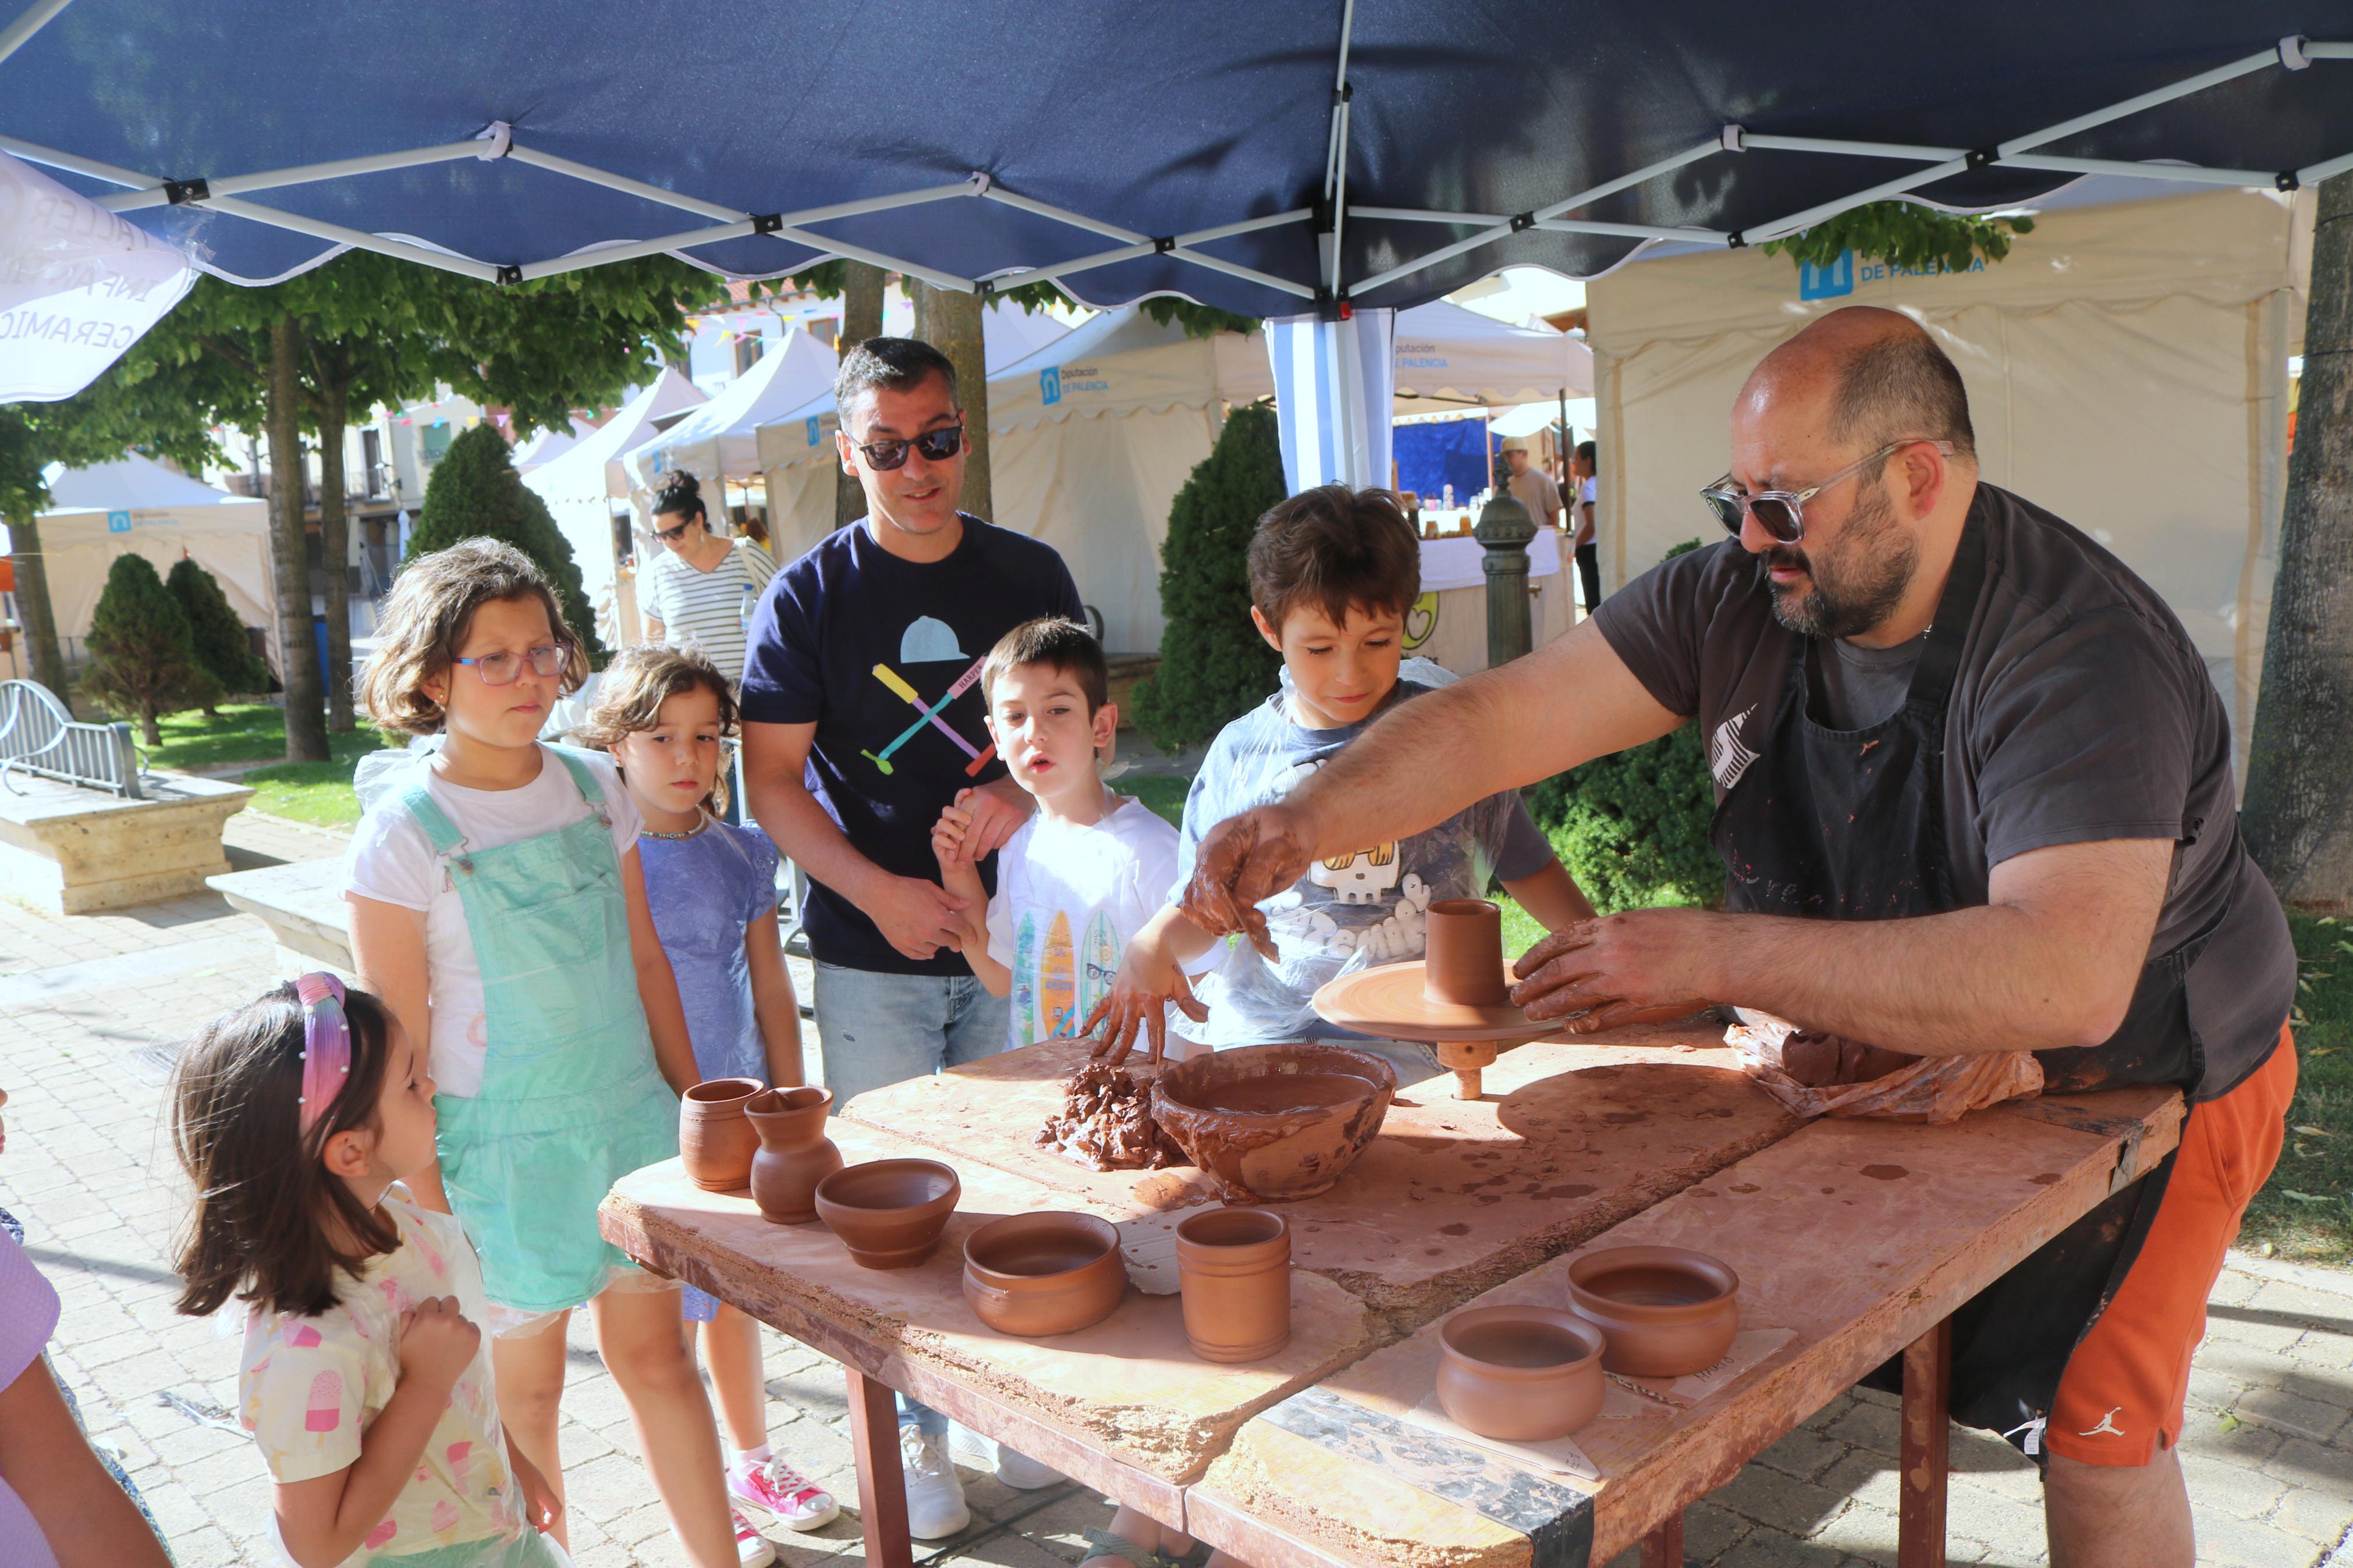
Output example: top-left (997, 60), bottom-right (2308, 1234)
top-left (1424, 898), bottom-right (1509, 1007)
top-left (1566, 1245), bottom-right (1740, 1378)
top-left (746, 1086), bottom-right (842, 1224)
top-left (1435, 1306), bottom-right (1607, 1441)
top-left (961, 1212), bottom-right (1127, 1337)
top-left (1174, 1206), bottom-right (1290, 1363)
top-left (813, 1158), bottom-right (960, 1269)
top-left (679, 1077), bottom-right (764, 1192)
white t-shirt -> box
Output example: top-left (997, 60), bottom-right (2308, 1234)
top-left (985, 796), bottom-right (1181, 1053)
top-left (345, 745), bottom-right (641, 1096)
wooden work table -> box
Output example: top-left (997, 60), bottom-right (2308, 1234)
top-left (599, 1032), bottom-right (2184, 1568)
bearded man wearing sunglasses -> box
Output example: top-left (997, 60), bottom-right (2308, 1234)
top-left (1177, 305), bottom-right (2293, 1568)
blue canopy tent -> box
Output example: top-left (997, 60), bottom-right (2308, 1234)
top-left (2, 2), bottom-right (2348, 317)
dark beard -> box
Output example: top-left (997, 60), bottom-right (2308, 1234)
top-left (1765, 482), bottom-right (1917, 639)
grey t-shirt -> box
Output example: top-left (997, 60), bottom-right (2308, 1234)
top-left (1593, 483), bottom-right (2292, 1099)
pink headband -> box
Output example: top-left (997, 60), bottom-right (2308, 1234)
top-left (294, 973), bottom-right (352, 1135)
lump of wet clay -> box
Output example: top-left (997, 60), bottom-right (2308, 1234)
top-left (1035, 1062), bottom-right (1183, 1172)
top-left (1779, 1031), bottom-right (1919, 1087)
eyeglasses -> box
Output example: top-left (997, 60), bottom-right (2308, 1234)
top-left (1700, 439), bottom-right (1953, 545)
top-left (653, 517), bottom-right (696, 542)
top-left (853, 425), bottom-right (964, 471)
top-left (453, 645), bottom-right (565, 686)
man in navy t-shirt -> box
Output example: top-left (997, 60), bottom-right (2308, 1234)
top-left (738, 336), bottom-right (1081, 1530)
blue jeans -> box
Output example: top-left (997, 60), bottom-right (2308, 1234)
top-left (812, 963), bottom-right (1010, 1433)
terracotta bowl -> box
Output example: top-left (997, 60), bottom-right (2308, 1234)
top-left (1436, 1306), bottom-right (1606, 1441)
top-left (961, 1212), bottom-right (1127, 1337)
top-left (1151, 1042), bottom-right (1396, 1201)
top-left (813, 1159), bottom-right (960, 1269)
top-left (1566, 1245), bottom-right (1740, 1378)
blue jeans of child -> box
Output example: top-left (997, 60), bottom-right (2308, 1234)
top-left (812, 962), bottom-right (1011, 1434)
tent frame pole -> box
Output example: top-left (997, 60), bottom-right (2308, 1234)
top-left (985, 209), bottom-right (1313, 290)
top-left (97, 140), bottom-right (488, 211)
top-left (0, 0), bottom-right (72, 69)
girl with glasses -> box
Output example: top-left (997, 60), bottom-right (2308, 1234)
top-left (345, 540), bottom-right (764, 1568)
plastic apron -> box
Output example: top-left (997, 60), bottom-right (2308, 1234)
top-left (402, 747), bottom-right (677, 1314)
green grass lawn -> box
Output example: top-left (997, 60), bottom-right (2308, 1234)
top-left (1124, 771), bottom-right (1192, 829)
top-left (148, 704), bottom-right (398, 829)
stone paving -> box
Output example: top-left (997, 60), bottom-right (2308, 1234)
top-left (5, 806), bottom-right (2353, 1566)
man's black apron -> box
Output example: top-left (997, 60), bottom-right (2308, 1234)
top-left (1708, 515), bottom-right (2219, 1455)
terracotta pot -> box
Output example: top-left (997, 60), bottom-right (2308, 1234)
top-left (961, 1211), bottom-right (1127, 1336)
top-left (679, 1077), bottom-right (764, 1192)
top-left (1435, 1306), bottom-right (1606, 1441)
top-left (1423, 898), bottom-right (1508, 1007)
top-left (1174, 1206), bottom-right (1290, 1363)
top-left (746, 1087), bottom-right (842, 1224)
top-left (1152, 1043), bottom-right (1395, 1201)
top-left (814, 1158), bottom-right (960, 1269)
top-left (1566, 1245), bottom-right (1740, 1378)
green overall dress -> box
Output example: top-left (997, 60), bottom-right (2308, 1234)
top-left (401, 746), bottom-right (677, 1314)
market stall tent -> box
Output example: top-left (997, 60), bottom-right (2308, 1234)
top-left (13, 453), bottom-right (278, 673)
top-left (1389, 300), bottom-right (1591, 409)
top-left (622, 325), bottom-right (838, 490)
top-left (1584, 184), bottom-right (2312, 775)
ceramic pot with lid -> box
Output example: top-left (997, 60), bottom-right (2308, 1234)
top-left (1566, 1245), bottom-right (1740, 1378)
top-left (679, 1076), bottom-right (764, 1192)
top-left (1174, 1206), bottom-right (1290, 1363)
top-left (746, 1086), bottom-right (842, 1224)
top-left (1435, 1306), bottom-right (1606, 1441)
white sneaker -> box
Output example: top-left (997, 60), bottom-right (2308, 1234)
top-left (730, 1509), bottom-right (778, 1567)
top-left (993, 1446), bottom-right (1067, 1490)
top-left (899, 1426), bottom-right (971, 1541)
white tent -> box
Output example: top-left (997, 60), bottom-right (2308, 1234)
top-left (1585, 186), bottom-right (2313, 777)
top-left (622, 326), bottom-right (839, 489)
top-left (1388, 300), bottom-right (1592, 410)
top-left (15, 453), bottom-right (279, 671)
top-left (523, 367), bottom-right (705, 646)
top-left (512, 414), bottom-right (598, 474)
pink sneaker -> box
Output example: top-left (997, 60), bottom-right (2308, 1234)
top-left (730, 1510), bottom-right (777, 1567)
top-left (730, 1455), bottom-right (841, 1533)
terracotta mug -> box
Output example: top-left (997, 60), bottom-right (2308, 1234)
top-left (746, 1086), bottom-right (842, 1224)
top-left (1424, 898), bottom-right (1508, 1007)
top-left (679, 1076), bottom-right (764, 1192)
top-left (1175, 1206), bottom-right (1290, 1363)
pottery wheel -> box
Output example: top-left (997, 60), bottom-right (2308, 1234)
top-left (1312, 961), bottom-right (1553, 1044)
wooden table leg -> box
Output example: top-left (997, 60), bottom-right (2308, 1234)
top-left (1435, 1039), bottom-right (1499, 1100)
top-left (844, 1364), bottom-right (915, 1568)
top-left (1639, 1509), bottom-right (1684, 1567)
top-left (1898, 1316), bottom-right (1951, 1568)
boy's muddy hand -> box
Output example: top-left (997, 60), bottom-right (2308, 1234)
top-left (395, 1295), bottom-right (479, 1392)
top-left (1083, 944), bottom-right (1209, 1066)
top-left (1181, 805), bottom-right (1314, 960)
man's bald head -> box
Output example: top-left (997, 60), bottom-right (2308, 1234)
top-left (1741, 306), bottom-right (1976, 464)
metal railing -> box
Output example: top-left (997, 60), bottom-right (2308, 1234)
top-left (0, 680), bottom-right (143, 799)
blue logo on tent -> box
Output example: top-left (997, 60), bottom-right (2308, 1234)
top-left (1800, 251), bottom-right (1856, 301)
top-left (107, 510), bottom-right (131, 534)
top-left (1040, 367), bottom-right (1061, 406)
top-left (806, 415), bottom-right (821, 446)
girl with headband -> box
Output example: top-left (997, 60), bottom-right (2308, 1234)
top-left (171, 976), bottom-right (562, 1566)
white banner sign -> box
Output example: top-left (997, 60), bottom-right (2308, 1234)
top-left (1, 151), bottom-right (194, 403)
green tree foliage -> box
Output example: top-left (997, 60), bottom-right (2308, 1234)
top-left (406, 425), bottom-right (606, 665)
top-left (167, 557), bottom-right (269, 706)
top-left (79, 553), bottom-right (218, 745)
top-left (1758, 201), bottom-right (2034, 276)
top-left (1522, 542), bottom-right (1721, 913)
top-left (1133, 406), bottom-right (1287, 749)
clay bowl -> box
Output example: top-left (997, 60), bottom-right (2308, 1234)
top-left (679, 1076), bottom-right (764, 1192)
top-left (961, 1212), bottom-right (1127, 1337)
top-left (1566, 1245), bottom-right (1741, 1378)
top-left (1151, 1043), bottom-right (1396, 1201)
top-left (1436, 1306), bottom-right (1607, 1441)
top-left (813, 1159), bottom-right (960, 1269)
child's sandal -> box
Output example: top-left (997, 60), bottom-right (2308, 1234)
top-left (1079, 1527), bottom-right (1174, 1568)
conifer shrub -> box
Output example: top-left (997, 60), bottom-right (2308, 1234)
top-left (405, 424), bottom-right (607, 665)
top-left (1133, 406), bottom-right (1286, 751)
top-left (81, 553), bottom-right (220, 745)
top-left (166, 557), bottom-right (268, 710)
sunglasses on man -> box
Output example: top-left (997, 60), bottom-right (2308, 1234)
top-left (1699, 438), bottom-right (1953, 545)
top-left (853, 425), bottom-right (964, 471)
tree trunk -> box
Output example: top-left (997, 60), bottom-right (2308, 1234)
top-left (318, 375), bottom-right (356, 732)
top-left (835, 262), bottom-right (885, 531)
top-left (268, 318), bottom-right (331, 763)
top-left (140, 704), bottom-right (161, 748)
top-left (3, 508), bottom-right (70, 697)
top-left (910, 280), bottom-right (992, 522)
top-left (2245, 170), bottom-right (2353, 912)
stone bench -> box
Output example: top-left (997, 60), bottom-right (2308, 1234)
top-left (207, 858), bottom-right (351, 976)
top-left (0, 770), bottom-right (253, 915)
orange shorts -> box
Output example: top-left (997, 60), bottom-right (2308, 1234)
top-left (2043, 1026), bottom-right (2298, 1467)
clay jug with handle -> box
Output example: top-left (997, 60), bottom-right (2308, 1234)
top-left (746, 1086), bottom-right (842, 1224)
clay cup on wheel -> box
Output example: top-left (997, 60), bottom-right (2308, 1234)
top-left (746, 1086), bottom-right (842, 1224)
top-left (814, 1159), bottom-right (960, 1268)
top-left (1566, 1245), bottom-right (1740, 1378)
top-left (679, 1077), bottom-right (764, 1192)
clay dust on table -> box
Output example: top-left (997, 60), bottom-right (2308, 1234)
top-left (1036, 1061), bottom-right (1183, 1171)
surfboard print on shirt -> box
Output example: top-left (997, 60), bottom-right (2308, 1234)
top-left (1013, 912), bottom-right (1039, 1048)
top-left (1041, 911), bottom-right (1076, 1040)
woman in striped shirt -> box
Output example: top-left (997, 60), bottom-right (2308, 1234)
top-left (640, 472), bottom-right (779, 686)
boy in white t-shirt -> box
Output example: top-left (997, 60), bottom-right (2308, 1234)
top-left (931, 619), bottom-right (1184, 1053)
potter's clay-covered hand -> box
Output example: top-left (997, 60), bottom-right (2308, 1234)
top-left (1510, 911), bottom-right (1715, 1032)
top-left (1180, 804), bottom-right (1317, 961)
